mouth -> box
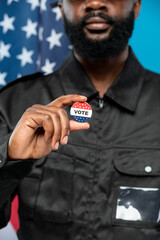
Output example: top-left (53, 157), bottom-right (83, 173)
top-left (84, 17), bottom-right (110, 32)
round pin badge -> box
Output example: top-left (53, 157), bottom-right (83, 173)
top-left (70, 102), bottom-right (92, 123)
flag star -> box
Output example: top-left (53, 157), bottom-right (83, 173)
top-left (0, 41), bottom-right (11, 60)
top-left (26, 0), bottom-right (39, 11)
top-left (40, 0), bottom-right (47, 12)
top-left (22, 19), bottom-right (38, 39)
top-left (52, 7), bottom-right (62, 21)
top-left (68, 45), bottom-right (73, 50)
top-left (46, 29), bottom-right (63, 50)
top-left (0, 14), bottom-right (15, 34)
top-left (16, 47), bottom-right (34, 67)
top-left (7, 0), bottom-right (19, 5)
top-left (39, 26), bottom-right (44, 41)
top-left (41, 59), bottom-right (56, 75)
top-left (36, 55), bottom-right (41, 69)
top-left (0, 72), bottom-right (7, 86)
top-left (17, 73), bottom-right (22, 78)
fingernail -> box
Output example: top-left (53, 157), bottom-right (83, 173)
top-left (54, 142), bottom-right (59, 150)
top-left (63, 135), bottom-right (68, 145)
top-left (86, 123), bottom-right (90, 129)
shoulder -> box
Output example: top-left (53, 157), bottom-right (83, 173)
top-left (0, 71), bottom-right (65, 127)
top-left (141, 68), bottom-right (160, 103)
top-left (0, 71), bottom-right (60, 116)
top-left (0, 72), bottom-right (44, 96)
top-left (142, 68), bottom-right (160, 92)
top-left (144, 69), bottom-right (160, 83)
top-left (0, 54), bottom-right (73, 98)
top-left (0, 71), bottom-right (62, 102)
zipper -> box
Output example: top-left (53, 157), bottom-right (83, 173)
top-left (99, 98), bottom-right (104, 109)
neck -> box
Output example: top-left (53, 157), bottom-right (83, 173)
top-left (74, 46), bottom-right (129, 98)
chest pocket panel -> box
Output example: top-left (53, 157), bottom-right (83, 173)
top-left (111, 149), bottom-right (160, 229)
top-left (34, 151), bottom-right (91, 224)
top-left (114, 150), bottom-right (160, 177)
top-left (35, 152), bottom-right (74, 223)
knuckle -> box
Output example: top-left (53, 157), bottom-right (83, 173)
top-left (59, 95), bottom-right (65, 100)
top-left (74, 94), bottom-right (79, 98)
top-left (52, 112), bottom-right (60, 120)
top-left (44, 114), bottom-right (51, 121)
top-left (57, 108), bottom-right (66, 115)
top-left (56, 95), bottom-right (64, 103)
top-left (57, 97), bottom-right (64, 105)
top-left (26, 107), bottom-right (33, 112)
top-left (32, 104), bottom-right (41, 108)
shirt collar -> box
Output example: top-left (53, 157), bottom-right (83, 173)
top-left (59, 52), bottom-right (98, 98)
top-left (106, 48), bottom-right (145, 112)
top-left (60, 47), bottom-right (145, 112)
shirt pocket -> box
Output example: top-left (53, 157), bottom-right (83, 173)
top-left (34, 152), bottom-right (74, 223)
top-left (111, 149), bottom-right (160, 229)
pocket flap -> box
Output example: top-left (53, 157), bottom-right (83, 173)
top-left (114, 150), bottom-right (160, 176)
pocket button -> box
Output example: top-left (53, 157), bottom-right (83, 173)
top-left (145, 166), bottom-right (152, 173)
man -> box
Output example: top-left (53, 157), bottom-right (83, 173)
top-left (0, 0), bottom-right (160, 239)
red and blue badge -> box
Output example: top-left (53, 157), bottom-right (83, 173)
top-left (70, 102), bottom-right (92, 122)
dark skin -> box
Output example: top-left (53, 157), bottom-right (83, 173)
top-left (8, 0), bottom-right (141, 160)
top-left (59, 0), bottom-right (141, 97)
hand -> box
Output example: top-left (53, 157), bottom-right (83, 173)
top-left (8, 95), bottom-right (89, 160)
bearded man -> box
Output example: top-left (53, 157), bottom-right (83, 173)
top-left (0, 0), bottom-right (160, 239)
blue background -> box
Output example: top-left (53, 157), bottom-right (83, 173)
top-left (130, 0), bottom-right (160, 73)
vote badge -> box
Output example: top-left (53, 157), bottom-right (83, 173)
top-left (70, 102), bottom-right (92, 123)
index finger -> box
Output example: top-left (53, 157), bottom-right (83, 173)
top-left (47, 94), bottom-right (87, 108)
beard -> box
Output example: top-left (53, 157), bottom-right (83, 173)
top-left (63, 9), bottom-right (135, 59)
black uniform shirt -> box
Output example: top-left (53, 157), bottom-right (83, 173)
top-left (0, 47), bottom-right (160, 240)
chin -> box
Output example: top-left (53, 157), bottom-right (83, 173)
top-left (84, 28), bottom-right (112, 42)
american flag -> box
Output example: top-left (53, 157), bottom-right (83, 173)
top-left (0, 0), bottom-right (70, 238)
top-left (0, 0), bottom-right (71, 88)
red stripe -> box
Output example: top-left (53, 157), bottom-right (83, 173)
top-left (10, 195), bottom-right (19, 231)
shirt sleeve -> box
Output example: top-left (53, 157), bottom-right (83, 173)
top-left (0, 114), bottom-right (37, 228)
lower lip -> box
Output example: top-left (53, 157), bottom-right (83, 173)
top-left (85, 23), bottom-right (109, 31)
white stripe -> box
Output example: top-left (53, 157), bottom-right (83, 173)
top-left (70, 107), bottom-right (92, 118)
top-left (0, 222), bottom-right (18, 240)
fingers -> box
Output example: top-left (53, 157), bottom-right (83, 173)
top-left (28, 105), bottom-right (70, 150)
top-left (23, 94), bottom-right (89, 151)
top-left (47, 94), bottom-right (87, 108)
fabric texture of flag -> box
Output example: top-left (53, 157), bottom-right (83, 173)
top-left (0, 0), bottom-right (71, 88)
top-left (0, 0), bottom-right (70, 238)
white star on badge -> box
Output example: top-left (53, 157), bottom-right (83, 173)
top-left (22, 19), bottom-right (38, 39)
top-left (7, 0), bottom-right (19, 5)
top-left (0, 14), bottom-right (15, 34)
top-left (52, 7), bottom-right (62, 21)
top-left (41, 59), bottom-right (56, 75)
top-left (26, 0), bottom-right (39, 11)
top-left (0, 41), bottom-right (11, 61)
top-left (0, 72), bottom-right (7, 86)
top-left (46, 29), bottom-right (63, 50)
top-left (40, 0), bottom-right (47, 12)
top-left (16, 47), bottom-right (34, 67)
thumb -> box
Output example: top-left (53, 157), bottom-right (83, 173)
top-left (69, 120), bottom-right (90, 132)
